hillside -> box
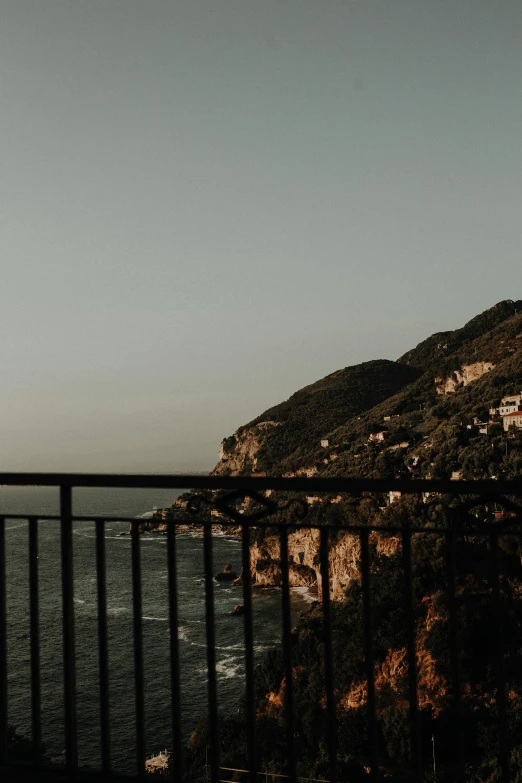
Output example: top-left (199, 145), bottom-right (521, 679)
top-left (398, 299), bottom-right (522, 369)
top-left (212, 300), bottom-right (522, 481)
top-left (213, 359), bottom-right (421, 475)
top-left (184, 301), bottom-right (522, 783)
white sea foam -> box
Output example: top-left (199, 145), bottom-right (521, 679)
top-left (197, 655), bottom-right (243, 680)
top-left (178, 626), bottom-right (190, 642)
top-left (143, 616), bottom-right (168, 622)
top-left (216, 655), bottom-right (243, 679)
top-left (290, 586), bottom-right (317, 603)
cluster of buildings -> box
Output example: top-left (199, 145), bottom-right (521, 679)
top-left (489, 392), bottom-right (522, 431)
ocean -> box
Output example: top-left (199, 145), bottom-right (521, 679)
top-left (1, 486), bottom-right (314, 773)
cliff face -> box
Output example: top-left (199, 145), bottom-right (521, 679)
top-left (249, 528), bottom-right (399, 601)
top-left (214, 422), bottom-right (281, 476)
top-left (434, 361), bottom-right (495, 394)
top-left (249, 529), bottom-right (359, 601)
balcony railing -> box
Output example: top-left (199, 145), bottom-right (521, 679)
top-left (0, 473), bottom-right (521, 782)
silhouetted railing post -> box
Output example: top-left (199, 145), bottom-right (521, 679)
top-left (131, 518), bottom-right (146, 776)
top-left (402, 531), bottom-right (421, 779)
top-left (490, 534), bottom-right (509, 782)
top-left (0, 516), bottom-right (7, 763)
top-left (360, 529), bottom-right (378, 780)
top-left (28, 517), bottom-right (42, 766)
top-left (60, 485), bottom-right (78, 772)
top-left (319, 526), bottom-right (337, 783)
top-left (279, 527), bottom-right (297, 783)
top-left (167, 520), bottom-right (183, 783)
top-left (203, 523), bottom-right (220, 783)
top-left (242, 522), bottom-right (257, 783)
top-left (95, 518), bottom-right (111, 774)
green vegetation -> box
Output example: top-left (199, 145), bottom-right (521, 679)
top-left (195, 301), bottom-right (522, 781)
top-left (239, 360), bottom-right (422, 473)
top-left (398, 299), bottom-right (522, 370)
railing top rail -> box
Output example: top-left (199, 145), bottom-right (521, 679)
top-left (0, 472), bottom-right (522, 494)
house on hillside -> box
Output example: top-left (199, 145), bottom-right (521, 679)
top-left (502, 412), bottom-right (522, 432)
top-left (490, 392), bottom-right (522, 417)
top-left (321, 439), bottom-right (329, 447)
top-left (368, 430), bottom-right (388, 444)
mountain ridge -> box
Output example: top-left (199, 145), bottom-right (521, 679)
top-left (212, 300), bottom-right (522, 480)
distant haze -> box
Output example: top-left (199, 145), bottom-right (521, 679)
top-left (1, 0), bottom-right (521, 473)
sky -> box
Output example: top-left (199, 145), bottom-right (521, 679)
top-left (1, 0), bottom-right (521, 473)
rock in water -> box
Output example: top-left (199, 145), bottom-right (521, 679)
top-left (231, 604), bottom-right (244, 616)
top-left (215, 564), bottom-right (238, 582)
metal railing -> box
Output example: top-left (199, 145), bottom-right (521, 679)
top-left (0, 473), bottom-right (521, 782)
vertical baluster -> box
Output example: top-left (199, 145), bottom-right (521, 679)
top-left (131, 519), bottom-right (146, 776)
top-left (490, 534), bottom-right (509, 782)
top-left (319, 526), bottom-right (337, 783)
top-left (445, 531), bottom-right (463, 780)
top-left (28, 517), bottom-right (42, 765)
top-left (360, 529), bottom-right (378, 780)
top-left (279, 527), bottom-right (296, 783)
top-left (203, 523), bottom-right (220, 783)
top-left (60, 486), bottom-right (78, 772)
top-left (95, 519), bottom-right (111, 774)
top-left (402, 531), bottom-right (421, 780)
top-left (131, 520), bottom-right (145, 776)
top-left (242, 523), bottom-right (257, 783)
top-left (0, 516), bottom-right (7, 762)
top-left (167, 521), bottom-right (183, 782)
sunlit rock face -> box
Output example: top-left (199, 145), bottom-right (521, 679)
top-left (213, 421), bottom-right (281, 476)
top-left (435, 361), bottom-right (495, 394)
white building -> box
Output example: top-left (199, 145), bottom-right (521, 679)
top-left (490, 392), bottom-right (522, 417)
top-left (503, 412), bottom-right (522, 432)
top-left (368, 430), bottom-right (388, 443)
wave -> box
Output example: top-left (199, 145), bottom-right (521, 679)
top-left (216, 655), bottom-right (243, 679)
top-left (290, 586), bottom-right (317, 603)
top-left (142, 616), bottom-right (168, 622)
top-left (196, 654), bottom-right (244, 680)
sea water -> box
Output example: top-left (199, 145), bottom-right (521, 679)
top-left (1, 486), bottom-right (315, 772)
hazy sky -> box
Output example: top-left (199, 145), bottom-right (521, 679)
top-left (1, 0), bottom-right (521, 473)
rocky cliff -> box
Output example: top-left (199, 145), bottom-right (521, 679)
top-left (208, 300), bottom-right (522, 598)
